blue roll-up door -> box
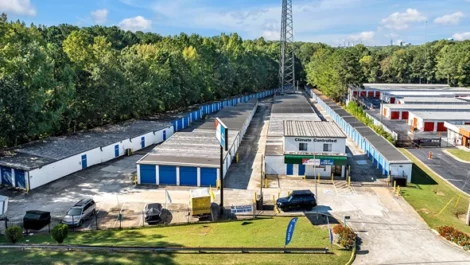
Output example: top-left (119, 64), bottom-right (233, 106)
top-left (14, 169), bottom-right (26, 189)
top-left (81, 155), bottom-right (87, 169)
top-left (141, 136), bottom-right (145, 149)
top-left (177, 119), bottom-right (183, 130)
top-left (286, 164), bottom-right (293, 176)
top-left (114, 145), bottom-right (119, 157)
top-left (1, 167), bottom-right (13, 186)
top-left (184, 117), bottom-right (189, 128)
top-left (159, 166), bottom-right (177, 185)
top-left (140, 165), bottom-right (156, 184)
top-left (298, 164), bottom-right (306, 176)
top-left (179, 167), bottom-right (197, 186)
top-left (200, 168), bottom-right (217, 186)
top-left (163, 130), bottom-right (167, 141)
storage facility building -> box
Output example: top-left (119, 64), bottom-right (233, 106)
top-left (396, 97), bottom-right (470, 105)
top-left (264, 93), bottom-right (323, 176)
top-left (136, 100), bottom-right (258, 187)
top-left (0, 89), bottom-right (276, 190)
top-left (382, 104), bottom-right (470, 120)
top-left (311, 88), bottom-right (413, 181)
top-left (445, 123), bottom-right (470, 148)
top-left (408, 111), bottom-right (470, 132)
top-left (282, 120), bottom-right (347, 178)
top-left (0, 120), bottom-right (172, 190)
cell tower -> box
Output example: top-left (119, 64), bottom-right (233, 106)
top-left (279, 0), bottom-right (295, 93)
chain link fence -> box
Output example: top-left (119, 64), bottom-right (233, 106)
top-left (0, 203), bottom-right (259, 236)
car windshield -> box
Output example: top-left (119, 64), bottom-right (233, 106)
top-left (67, 208), bottom-right (82, 216)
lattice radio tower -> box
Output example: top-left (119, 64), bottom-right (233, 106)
top-left (279, 0), bottom-right (295, 93)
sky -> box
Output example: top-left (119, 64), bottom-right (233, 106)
top-left (1, 0), bottom-right (470, 46)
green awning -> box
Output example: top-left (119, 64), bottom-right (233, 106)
top-left (284, 155), bottom-right (347, 166)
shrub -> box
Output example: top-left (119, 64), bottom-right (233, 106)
top-left (438, 226), bottom-right (470, 250)
top-left (332, 224), bottom-right (357, 250)
top-left (5, 225), bottom-right (23, 244)
top-left (51, 224), bottom-right (69, 244)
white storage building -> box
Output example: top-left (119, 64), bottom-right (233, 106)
top-left (408, 111), bottom-right (470, 132)
top-left (136, 100), bottom-right (258, 187)
top-left (0, 120), bottom-right (172, 190)
top-left (382, 104), bottom-right (470, 120)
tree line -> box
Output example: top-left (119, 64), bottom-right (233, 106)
top-left (301, 40), bottom-right (470, 101)
top-left (3, 12), bottom-right (470, 149)
top-left (0, 14), bottom-right (278, 148)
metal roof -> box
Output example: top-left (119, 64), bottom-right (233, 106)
top-left (384, 104), bottom-right (470, 110)
top-left (362, 83), bottom-right (450, 89)
top-left (410, 111), bottom-right (470, 121)
top-left (313, 89), bottom-right (410, 163)
top-left (398, 97), bottom-right (470, 104)
top-left (0, 120), bottom-right (172, 170)
top-left (265, 93), bottom-right (322, 156)
top-left (284, 121), bottom-right (346, 138)
top-left (138, 100), bottom-right (258, 167)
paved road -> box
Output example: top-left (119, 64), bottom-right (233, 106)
top-left (408, 148), bottom-right (470, 195)
top-left (225, 101), bottom-right (271, 190)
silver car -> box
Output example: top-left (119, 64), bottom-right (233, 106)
top-left (62, 198), bottom-right (96, 227)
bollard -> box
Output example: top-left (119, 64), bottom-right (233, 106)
top-left (288, 191), bottom-right (291, 196)
top-left (254, 192), bottom-right (257, 203)
top-left (273, 195), bottom-right (275, 204)
top-left (331, 173), bottom-right (334, 184)
top-left (236, 153), bottom-right (239, 163)
top-left (348, 176), bottom-right (351, 187)
top-left (278, 192), bottom-right (280, 199)
top-left (393, 180), bottom-right (396, 191)
top-left (317, 173), bottom-right (320, 183)
top-left (396, 186), bottom-right (400, 196)
top-left (264, 177), bottom-right (268, 188)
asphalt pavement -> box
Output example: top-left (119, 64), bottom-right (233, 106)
top-left (408, 148), bottom-right (470, 195)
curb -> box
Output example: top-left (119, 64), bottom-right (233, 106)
top-left (442, 149), bottom-right (470, 164)
top-left (400, 149), bottom-right (470, 197)
top-left (345, 239), bottom-right (357, 265)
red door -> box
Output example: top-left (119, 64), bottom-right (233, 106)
top-left (375, 91), bottom-right (380, 98)
top-left (424, 122), bottom-right (435, 132)
top-left (368, 91), bottom-right (374, 97)
top-left (402, 111), bottom-right (409, 120)
top-left (437, 122), bottom-right (447, 132)
top-left (391, 111), bottom-right (400, 120)
top-left (360, 91), bottom-right (366, 97)
top-left (353, 91), bottom-right (358, 97)
top-left (465, 122), bottom-right (470, 125)
top-left (390, 97), bottom-right (395, 103)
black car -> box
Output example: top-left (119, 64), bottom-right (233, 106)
top-left (276, 190), bottom-right (317, 212)
top-left (144, 203), bottom-right (163, 225)
top-left (23, 210), bottom-right (51, 231)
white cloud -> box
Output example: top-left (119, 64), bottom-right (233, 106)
top-left (346, 31), bottom-right (375, 43)
top-left (118, 16), bottom-right (152, 32)
top-left (0, 0), bottom-right (35, 16)
top-left (381, 8), bottom-right (426, 30)
top-left (91, 9), bottom-right (108, 24)
top-left (434, 12), bottom-right (464, 25)
top-left (452, 32), bottom-right (470, 40)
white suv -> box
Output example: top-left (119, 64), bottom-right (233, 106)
top-left (62, 198), bottom-right (96, 227)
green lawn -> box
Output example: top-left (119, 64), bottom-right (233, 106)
top-left (447, 149), bottom-right (470, 162)
top-left (0, 217), bottom-right (351, 265)
top-left (400, 149), bottom-right (470, 233)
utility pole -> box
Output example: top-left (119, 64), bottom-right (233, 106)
top-left (279, 0), bottom-right (295, 94)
